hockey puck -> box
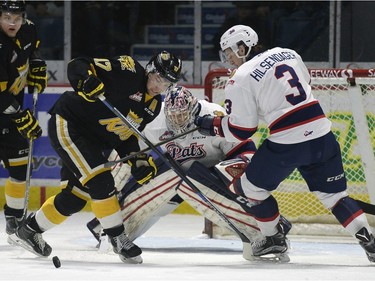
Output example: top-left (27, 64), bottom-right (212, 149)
top-left (52, 256), bottom-right (61, 268)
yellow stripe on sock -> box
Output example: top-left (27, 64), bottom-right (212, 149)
top-left (91, 195), bottom-right (120, 219)
top-left (5, 179), bottom-right (26, 198)
top-left (40, 196), bottom-right (68, 225)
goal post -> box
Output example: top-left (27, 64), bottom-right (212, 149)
top-left (203, 68), bottom-right (375, 237)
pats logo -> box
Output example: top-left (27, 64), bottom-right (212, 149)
top-left (165, 142), bottom-right (206, 163)
top-left (159, 130), bottom-right (174, 141)
top-left (304, 130), bottom-right (313, 136)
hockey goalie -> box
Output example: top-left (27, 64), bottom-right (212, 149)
top-left (87, 86), bottom-right (292, 261)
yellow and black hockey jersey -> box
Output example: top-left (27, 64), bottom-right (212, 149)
top-left (49, 55), bottom-right (162, 157)
top-left (0, 20), bottom-right (40, 113)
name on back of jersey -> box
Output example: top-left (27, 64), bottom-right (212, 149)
top-left (251, 51), bottom-right (297, 82)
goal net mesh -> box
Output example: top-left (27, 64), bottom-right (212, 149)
top-left (204, 68), bottom-right (375, 236)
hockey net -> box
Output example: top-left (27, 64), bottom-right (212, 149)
top-left (203, 68), bottom-right (375, 237)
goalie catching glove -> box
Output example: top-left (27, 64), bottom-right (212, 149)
top-left (77, 71), bottom-right (105, 102)
top-left (27, 59), bottom-right (47, 94)
top-left (194, 114), bottom-right (223, 137)
top-left (11, 109), bottom-right (42, 140)
top-left (128, 154), bottom-right (157, 185)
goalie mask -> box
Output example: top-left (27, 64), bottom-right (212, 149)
top-left (219, 24), bottom-right (258, 63)
top-left (164, 86), bottom-right (199, 135)
top-left (146, 51), bottom-right (182, 84)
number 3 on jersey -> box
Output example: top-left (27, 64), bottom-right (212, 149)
top-left (275, 64), bottom-right (307, 105)
top-left (224, 64), bottom-right (307, 114)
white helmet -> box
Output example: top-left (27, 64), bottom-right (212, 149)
top-left (219, 25), bottom-right (258, 63)
top-left (164, 86), bottom-right (199, 135)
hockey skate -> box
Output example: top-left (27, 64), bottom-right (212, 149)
top-left (6, 215), bottom-right (25, 246)
top-left (10, 214), bottom-right (52, 257)
top-left (251, 223), bottom-right (290, 263)
top-left (109, 231), bottom-right (143, 264)
top-left (356, 227), bottom-right (375, 263)
top-left (5, 215), bottom-right (24, 235)
top-left (4, 205), bottom-right (24, 239)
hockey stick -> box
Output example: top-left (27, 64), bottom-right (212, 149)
top-left (356, 199), bottom-right (375, 216)
top-left (103, 127), bottom-right (199, 168)
top-left (98, 95), bottom-right (254, 261)
top-left (23, 89), bottom-right (39, 220)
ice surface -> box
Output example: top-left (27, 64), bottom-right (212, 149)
top-left (1, 212), bottom-right (374, 280)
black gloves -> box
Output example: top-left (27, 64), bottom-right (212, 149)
top-left (194, 115), bottom-right (223, 137)
top-left (27, 59), bottom-right (47, 94)
top-left (11, 109), bottom-right (42, 140)
top-left (78, 72), bottom-right (105, 102)
top-left (128, 154), bottom-right (157, 185)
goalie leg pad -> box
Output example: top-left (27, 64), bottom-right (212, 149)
top-left (187, 161), bottom-right (257, 214)
top-left (179, 162), bottom-right (262, 240)
top-left (177, 180), bottom-right (261, 240)
top-left (120, 164), bottom-right (181, 241)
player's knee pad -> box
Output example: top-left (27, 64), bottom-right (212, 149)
top-left (239, 172), bottom-right (271, 201)
top-left (314, 190), bottom-right (348, 209)
top-left (54, 189), bottom-right (87, 216)
top-left (85, 171), bottom-right (116, 200)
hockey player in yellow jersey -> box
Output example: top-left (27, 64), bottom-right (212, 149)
top-left (12, 51), bottom-right (182, 264)
top-left (0, 0), bottom-right (46, 237)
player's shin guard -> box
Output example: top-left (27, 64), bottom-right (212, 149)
top-left (330, 196), bottom-right (371, 237)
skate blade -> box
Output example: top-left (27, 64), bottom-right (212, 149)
top-left (7, 234), bottom-right (19, 246)
top-left (119, 254), bottom-right (143, 264)
top-left (252, 253), bottom-right (290, 263)
top-left (7, 234), bottom-right (49, 258)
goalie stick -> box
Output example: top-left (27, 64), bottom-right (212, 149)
top-left (98, 95), bottom-right (260, 262)
top-left (103, 127), bottom-right (199, 168)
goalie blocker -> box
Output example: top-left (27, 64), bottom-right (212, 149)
top-left (87, 157), bottom-right (292, 249)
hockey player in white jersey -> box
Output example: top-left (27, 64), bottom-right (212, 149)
top-left (194, 24), bottom-right (375, 262)
top-left (87, 85), bottom-right (292, 258)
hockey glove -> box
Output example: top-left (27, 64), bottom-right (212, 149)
top-left (11, 109), bottom-right (42, 140)
top-left (27, 59), bottom-right (47, 94)
top-left (78, 73), bottom-right (105, 102)
top-left (194, 114), bottom-right (223, 137)
top-left (128, 154), bottom-right (157, 185)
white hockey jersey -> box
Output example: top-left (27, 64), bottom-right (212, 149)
top-left (221, 47), bottom-right (332, 144)
top-left (140, 100), bottom-right (253, 171)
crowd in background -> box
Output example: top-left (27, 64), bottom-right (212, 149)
top-left (24, 1), bottom-right (375, 63)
